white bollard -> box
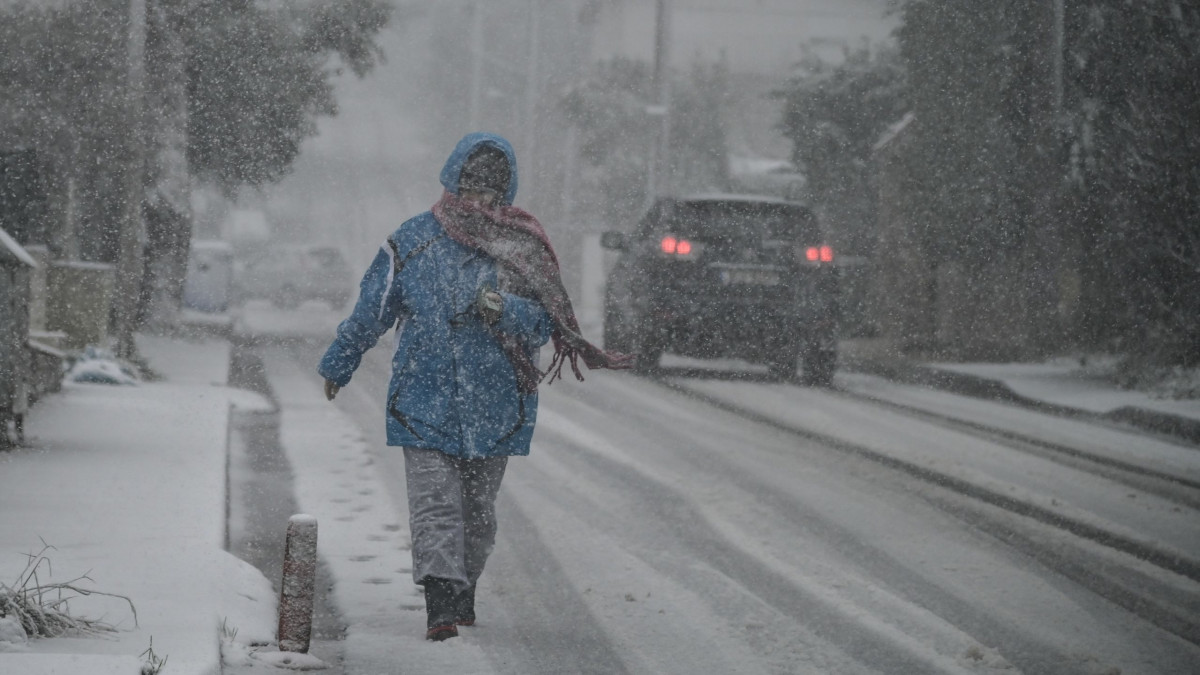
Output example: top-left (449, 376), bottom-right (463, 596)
top-left (278, 514), bottom-right (318, 653)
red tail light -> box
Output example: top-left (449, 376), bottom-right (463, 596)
top-left (803, 245), bottom-right (835, 263)
top-left (660, 236), bottom-right (696, 256)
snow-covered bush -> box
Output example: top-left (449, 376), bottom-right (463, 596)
top-left (63, 346), bottom-right (141, 386)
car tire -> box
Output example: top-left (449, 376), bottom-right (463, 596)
top-left (801, 348), bottom-right (837, 387)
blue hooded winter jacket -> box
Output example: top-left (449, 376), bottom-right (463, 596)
top-left (317, 133), bottom-right (552, 458)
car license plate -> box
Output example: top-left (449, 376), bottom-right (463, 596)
top-left (720, 269), bottom-right (780, 286)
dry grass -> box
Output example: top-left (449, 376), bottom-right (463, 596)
top-left (0, 541), bottom-right (137, 639)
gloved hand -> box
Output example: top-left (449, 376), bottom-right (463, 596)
top-left (324, 379), bottom-right (340, 401)
top-left (477, 287), bottom-right (504, 325)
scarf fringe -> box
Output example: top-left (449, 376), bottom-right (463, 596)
top-left (541, 332), bottom-right (637, 388)
top-left (543, 339), bottom-right (585, 388)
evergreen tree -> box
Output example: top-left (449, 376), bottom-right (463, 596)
top-left (889, 1), bottom-right (1065, 358)
top-left (776, 44), bottom-right (907, 255)
top-left (1064, 0), bottom-right (1200, 367)
top-left (560, 58), bottom-right (730, 226)
top-left (884, 0), bottom-right (1197, 367)
top-left (896, 0), bottom-right (1057, 265)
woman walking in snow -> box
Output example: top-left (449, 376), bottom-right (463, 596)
top-left (318, 132), bottom-right (631, 641)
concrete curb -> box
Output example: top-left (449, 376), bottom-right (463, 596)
top-left (1106, 407), bottom-right (1200, 446)
top-left (844, 355), bottom-right (1200, 446)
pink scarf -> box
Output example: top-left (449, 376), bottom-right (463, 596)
top-left (432, 190), bottom-right (634, 392)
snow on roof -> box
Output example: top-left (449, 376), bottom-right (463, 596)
top-left (0, 227), bottom-right (37, 268)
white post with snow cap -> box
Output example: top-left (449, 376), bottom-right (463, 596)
top-left (278, 514), bottom-right (318, 653)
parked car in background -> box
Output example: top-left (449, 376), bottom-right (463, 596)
top-left (182, 240), bottom-right (233, 314)
top-left (233, 243), bottom-right (354, 309)
top-left (601, 194), bottom-right (840, 384)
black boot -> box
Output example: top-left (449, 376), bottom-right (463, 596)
top-left (454, 584), bottom-right (476, 626)
top-left (423, 578), bottom-right (459, 641)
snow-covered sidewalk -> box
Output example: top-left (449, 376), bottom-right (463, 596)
top-left (930, 360), bottom-right (1200, 420)
top-left (923, 360), bottom-right (1200, 447)
top-left (842, 340), bottom-right (1200, 442)
top-left (259, 350), bottom-right (498, 674)
top-left (0, 334), bottom-right (277, 675)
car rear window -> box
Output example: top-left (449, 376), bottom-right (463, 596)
top-left (648, 200), bottom-right (818, 244)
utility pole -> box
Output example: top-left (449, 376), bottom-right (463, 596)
top-left (646, 0), bottom-right (672, 206)
top-left (114, 0), bottom-right (147, 359)
top-left (468, 1), bottom-right (484, 130)
top-left (523, 0), bottom-right (542, 166)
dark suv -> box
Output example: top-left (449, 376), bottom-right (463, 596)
top-left (601, 195), bottom-right (839, 384)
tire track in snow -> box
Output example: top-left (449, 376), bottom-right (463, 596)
top-left (613, 372), bottom-right (1200, 651)
top-left (657, 376), bottom-right (1200, 584)
top-left (828, 379), bottom-right (1200, 507)
top-left (533, 386), bottom-right (1166, 675)
top-left (541, 372), bottom-right (1200, 672)
top-left (522, 420), bottom-right (993, 675)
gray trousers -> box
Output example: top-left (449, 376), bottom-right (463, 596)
top-left (403, 447), bottom-right (508, 592)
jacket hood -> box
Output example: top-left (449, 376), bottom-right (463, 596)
top-left (439, 132), bottom-right (519, 206)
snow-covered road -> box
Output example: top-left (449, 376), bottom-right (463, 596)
top-left (252, 334), bottom-right (1199, 675)
top-left (226, 9), bottom-right (1200, 669)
